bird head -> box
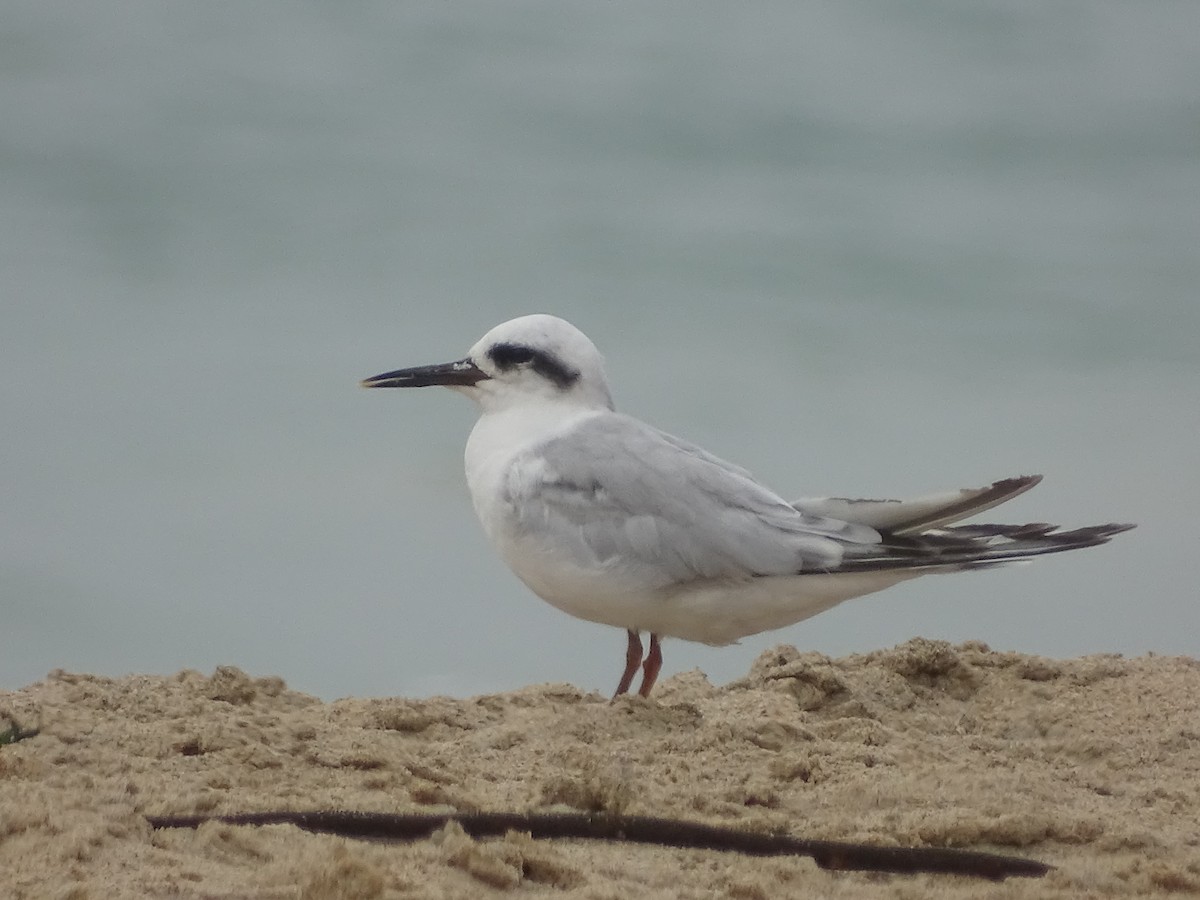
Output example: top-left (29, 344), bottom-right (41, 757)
top-left (361, 314), bottom-right (615, 413)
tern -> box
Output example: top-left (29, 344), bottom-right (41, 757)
top-left (363, 314), bottom-right (1133, 697)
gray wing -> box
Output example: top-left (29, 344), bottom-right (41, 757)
top-left (506, 413), bottom-right (880, 586)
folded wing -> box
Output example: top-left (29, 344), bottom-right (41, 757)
top-left (510, 414), bottom-right (880, 585)
top-left (512, 427), bottom-right (1134, 586)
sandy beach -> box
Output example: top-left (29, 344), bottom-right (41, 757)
top-left (2, 639), bottom-right (1197, 898)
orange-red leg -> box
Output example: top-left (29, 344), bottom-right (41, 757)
top-left (637, 633), bottom-right (662, 697)
top-left (613, 629), bottom-right (643, 697)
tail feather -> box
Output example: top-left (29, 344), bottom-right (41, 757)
top-left (793, 475), bottom-right (1044, 534)
top-left (835, 522), bottom-right (1135, 574)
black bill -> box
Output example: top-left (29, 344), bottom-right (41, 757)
top-left (360, 358), bottom-right (490, 389)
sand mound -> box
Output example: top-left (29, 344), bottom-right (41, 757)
top-left (2, 639), bottom-right (1197, 898)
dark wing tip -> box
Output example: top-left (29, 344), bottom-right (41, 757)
top-left (991, 474), bottom-right (1043, 495)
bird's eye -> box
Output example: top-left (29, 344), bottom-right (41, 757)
top-left (487, 341), bottom-right (580, 388)
top-left (489, 343), bottom-right (537, 369)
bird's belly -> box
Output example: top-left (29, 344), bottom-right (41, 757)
top-left (652, 570), bottom-right (924, 644)
top-left (496, 527), bottom-right (923, 645)
top-left (495, 531), bottom-right (662, 632)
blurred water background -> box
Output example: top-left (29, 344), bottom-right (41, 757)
top-left (3, 1), bottom-right (1197, 699)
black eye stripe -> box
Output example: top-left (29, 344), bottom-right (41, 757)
top-left (488, 342), bottom-right (580, 389)
top-left (489, 343), bottom-right (536, 367)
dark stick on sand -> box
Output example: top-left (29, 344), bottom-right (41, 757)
top-left (147, 810), bottom-right (1052, 881)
